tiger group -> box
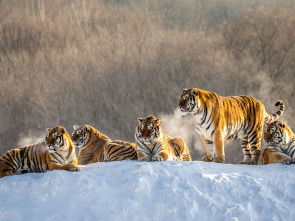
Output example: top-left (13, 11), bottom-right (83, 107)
top-left (0, 88), bottom-right (293, 178)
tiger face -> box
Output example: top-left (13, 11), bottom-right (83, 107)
top-left (178, 88), bottom-right (199, 115)
top-left (45, 126), bottom-right (68, 153)
top-left (264, 121), bottom-right (292, 147)
top-left (136, 116), bottom-right (162, 145)
top-left (71, 125), bottom-right (90, 148)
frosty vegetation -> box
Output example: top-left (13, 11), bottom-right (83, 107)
top-left (0, 0), bottom-right (295, 163)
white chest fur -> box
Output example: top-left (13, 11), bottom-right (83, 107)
top-left (193, 110), bottom-right (214, 140)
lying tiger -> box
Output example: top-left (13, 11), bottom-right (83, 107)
top-left (71, 125), bottom-right (137, 165)
top-left (0, 126), bottom-right (79, 178)
top-left (135, 116), bottom-right (192, 161)
top-left (178, 88), bottom-right (285, 164)
top-left (261, 121), bottom-right (295, 165)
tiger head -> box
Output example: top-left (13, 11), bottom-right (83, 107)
top-left (264, 121), bottom-right (294, 147)
top-left (178, 88), bottom-right (200, 115)
top-left (45, 126), bottom-right (70, 153)
top-left (71, 125), bottom-right (91, 149)
top-left (135, 116), bottom-right (163, 145)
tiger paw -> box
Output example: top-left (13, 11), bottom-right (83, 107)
top-left (138, 155), bottom-right (148, 162)
top-left (249, 152), bottom-right (260, 165)
top-left (249, 159), bottom-right (258, 165)
top-left (238, 160), bottom-right (250, 165)
top-left (201, 155), bottom-right (213, 162)
top-left (213, 156), bottom-right (225, 163)
top-left (282, 159), bottom-right (293, 165)
top-left (66, 165), bottom-right (80, 172)
top-left (152, 155), bottom-right (163, 161)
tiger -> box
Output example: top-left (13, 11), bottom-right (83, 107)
top-left (178, 88), bottom-right (285, 164)
top-left (261, 121), bottom-right (295, 165)
top-left (0, 126), bottom-right (79, 178)
top-left (71, 125), bottom-right (137, 165)
top-left (135, 116), bottom-right (192, 161)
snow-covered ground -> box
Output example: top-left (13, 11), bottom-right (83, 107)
top-left (0, 161), bottom-right (294, 221)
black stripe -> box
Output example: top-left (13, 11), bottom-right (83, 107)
top-left (51, 154), bottom-right (63, 164)
top-left (200, 103), bottom-right (207, 125)
top-left (34, 148), bottom-right (42, 172)
top-left (31, 148), bottom-right (38, 171)
top-left (206, 121), bottom-right (212, 131)
top-left (108, 145), bottom-right (122, 158)
top-left (55, 152), bottom-right (65, 161)
top-left (151, 143), bottom-right (157, 154)
top-left (5, 152), bottom-right (18, 169)
top-left (174, 146), bottom-right (180, 157)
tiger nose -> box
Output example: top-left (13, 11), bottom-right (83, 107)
top-left (141, 134), bottom-right (148, 139)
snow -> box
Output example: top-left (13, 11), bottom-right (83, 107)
top-left (0, 161), bottom-right (294, 221)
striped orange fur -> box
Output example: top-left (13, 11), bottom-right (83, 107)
top-left (0, 126), bottom-right (79, 178)
top-left (135, 116), bottom-right (192, 161)
top-left (178, 88), bottom-right (285, 164)
top-left (71, 125), bottom-right (137, 165)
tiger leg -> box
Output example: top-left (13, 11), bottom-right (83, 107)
top-left (0, 153), bottom-right (22, 178)
top-left (200, 135), bottom-right (214, 162)
top-left (182, 150), bottom-right (192, 161)
top-left (238, 136), bottom-right (251, 164)
top-left (48, 163), bottom-right (80, 172)
top-left (213, 129), bottom-right (225, 163)
top-left (170, 138), bottom-right (192, 161)
top-left (0, 164), bottom-right (21, 178)
top-left (248, 130), bottom-right (262, 165)
top-left (261, 148), bottom-right (292, 165)
top-left (137, 151), bottom-right (149, 161)
top-left (0, 167), bottom-right (15, 178)
top-left (152, 151), bottom-right (169, 161)
top-left (182, 142), bottom-right (192, 161)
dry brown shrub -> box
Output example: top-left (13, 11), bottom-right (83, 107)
top-left (0, 0), bottom-right (294, 163)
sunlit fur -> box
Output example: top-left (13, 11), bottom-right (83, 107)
top-left (71, 125), bottom-right (137, 165)
top-left (104, 140), bottom-right (137, 162)
top-left (135, 116), bottom-right (192, 161)
top-left (0, 126), bottom-right (79, 178)
top-left (261, 121), bottom-right (295, 165)
top-left (178, 88), bottom-right (285, 165)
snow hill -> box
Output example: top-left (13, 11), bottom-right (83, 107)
top-left (0, 161), bottom-right (294, 221)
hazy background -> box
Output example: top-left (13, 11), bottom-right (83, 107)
top-left (0, 0), bottom-right (294, 163)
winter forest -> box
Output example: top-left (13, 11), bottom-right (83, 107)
top-left (1, 0), bottom-right (295, 163)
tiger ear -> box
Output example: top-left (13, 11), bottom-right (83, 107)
top-left (85, 125), bottom-right (91, 132)
top-left (46, 128), bottom-right (52, 133)
top-left (138, 118), bottom-right (144, 123)
top-left (73, 125), bottom-right (80, 130)
top-left (278, 122), bottom-right (285, 128)
top-left (191, 89), bottom-right (199, 96)
top-left (61, 127), bottom-right (65, 134)
top-left (155, 118), bottom-right (162, 124)
top-left (183, 88), bottom-right (188, 93)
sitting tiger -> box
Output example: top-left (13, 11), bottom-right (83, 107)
top-left (0, 126), bottom-right (79, 178)
top-left (71, 125), bottom-right (137, 165)
top-left (178, 88), bottom-right (285, 164)
top-left (261, 121), bottom-right (295, 165)
top-left (135, 116), bottom-right (192, 161)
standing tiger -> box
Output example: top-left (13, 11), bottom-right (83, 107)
top-left (135, 116), bottom-right (192, 161)
top-left (178, 88), bottom-right (285, 164)
top-left (71, 125), bottom-right (137, 165)
top-left (0, 126), bottom-right (79, 178)
top-left (261, 121), bottom-right (295, 165)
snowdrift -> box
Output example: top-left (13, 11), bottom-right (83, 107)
top-left (0, 161), bottom-right (294, 221)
